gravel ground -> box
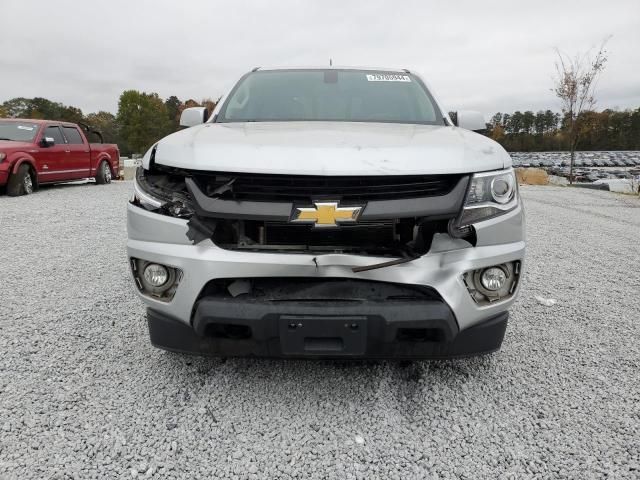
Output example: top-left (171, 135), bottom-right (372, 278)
top-left (1, 182), bottom-right (639, 479)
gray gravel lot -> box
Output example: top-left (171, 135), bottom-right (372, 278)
top-left (1, 182), bottom-right (639, 479)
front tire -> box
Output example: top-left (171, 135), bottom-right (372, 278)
top-left (7, 165), bottom-right (34, 196)
top-left (95, 161), bottom-right (112, 185)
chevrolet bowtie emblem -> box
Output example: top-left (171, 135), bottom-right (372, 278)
top-left (290, 201), bottom-right (364, 227)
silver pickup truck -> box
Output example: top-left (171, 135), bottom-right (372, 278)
top-left (127, 66), bottom-right (525, 359)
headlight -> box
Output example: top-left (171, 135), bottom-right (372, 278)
top-left (133, 168), bottom-right (166, 210)
top-left (0, 153), bottom-right (6, 163)
top-left (132, 167), bottom-right (194, 218)
top-left (457, 168), bottom-right (518, 227)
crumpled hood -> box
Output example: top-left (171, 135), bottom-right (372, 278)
top-left (149, 121), bottom-right (511, 175)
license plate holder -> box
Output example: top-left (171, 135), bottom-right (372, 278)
top-left (279, 315), bottom-right (368, 356)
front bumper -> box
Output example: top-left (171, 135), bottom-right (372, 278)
top-left (148, 306), bottom-right (509, 359)
top-left (127, 201), bottom-right (525, 357)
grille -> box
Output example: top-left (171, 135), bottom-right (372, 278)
top-left (194, 172), bottom-right (461, 202)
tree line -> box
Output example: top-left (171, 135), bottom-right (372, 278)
top-left (485, 108), bottom-right (640, 152)
top-left (1, 93), bottom-right (638, 155)
top-left (0, 93), bottom-right (218, 156)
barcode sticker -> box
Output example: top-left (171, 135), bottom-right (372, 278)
top-left (366, 74), bottom-right (411, 82)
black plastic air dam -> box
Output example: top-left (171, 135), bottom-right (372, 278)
top-left (146, 303), bottom-right (509, 359)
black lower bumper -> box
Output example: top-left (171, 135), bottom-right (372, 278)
top-left (147, 297), bottom-right (508, 359)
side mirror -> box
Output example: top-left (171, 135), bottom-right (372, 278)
top-left (180, 107), bottom-right (209, 128)
top-left (453, 110), bottom-right (486, 132)
top-left (40, 136), bottom-right (55, 147)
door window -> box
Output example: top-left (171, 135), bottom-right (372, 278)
top-left (62, 127), bottom-right (84, 144)
top-left (44, 126), bottom-right (65, 145)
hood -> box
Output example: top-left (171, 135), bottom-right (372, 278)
top-left (0, 141), bottom-right (36, 151)
top-left (150, 122), bottom-right (511, 176)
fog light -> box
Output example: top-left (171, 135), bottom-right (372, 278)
top-left (464, 262), bottom-right (520, 305)
top-left (480, 267), bottom-right (507, 291)
top-left (130, 258), bottom-right (182, 302)
top-left (143, 263), bottom-right (169, 287)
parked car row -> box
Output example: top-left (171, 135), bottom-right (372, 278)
top-left (0, 118), bottom-right (119, 196)
top-left (511, 151), bottom-right (640, 168)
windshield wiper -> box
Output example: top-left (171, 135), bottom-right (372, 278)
top-left (0, 137), bottom-right (15, 141)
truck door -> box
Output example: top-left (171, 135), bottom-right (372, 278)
top-left (36, 125), bottom-right (68, 183)
top-left (61, 126), bottom-right (91, 179)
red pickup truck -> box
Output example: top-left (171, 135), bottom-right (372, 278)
top-left (0, 118), bottom-right (120, 196)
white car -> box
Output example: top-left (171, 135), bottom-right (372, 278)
top-left (128, 66), bottom-right (525, 359)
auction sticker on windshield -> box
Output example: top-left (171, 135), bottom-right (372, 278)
top-left (366, 74), bottom-right (411, 82)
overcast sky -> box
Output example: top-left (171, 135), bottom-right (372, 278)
top-left (2, 0), bottom-right (639, 118)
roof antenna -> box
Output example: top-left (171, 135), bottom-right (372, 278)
top-left (329, 58), bottom-right (333, 66)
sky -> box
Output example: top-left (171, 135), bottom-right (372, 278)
top-left (1, 0), bottom-right (639, 119)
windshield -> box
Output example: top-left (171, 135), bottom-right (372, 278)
top-left (217, 69), bottom-right (443, 125)
top-left (0, 121), bottom-right (39, 142)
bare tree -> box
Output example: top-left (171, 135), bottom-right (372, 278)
top-left (553, 38), bottom-right (610, 184)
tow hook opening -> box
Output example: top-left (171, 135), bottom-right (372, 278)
top-left (396, 327), bottom-right (444, 342)
top-left (205, 323), bottom-right (252, 340)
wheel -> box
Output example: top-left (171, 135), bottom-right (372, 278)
top-left (95, 161), bottom-right (112, 185)
top-left (7, 164), bottom-right (34, 196)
